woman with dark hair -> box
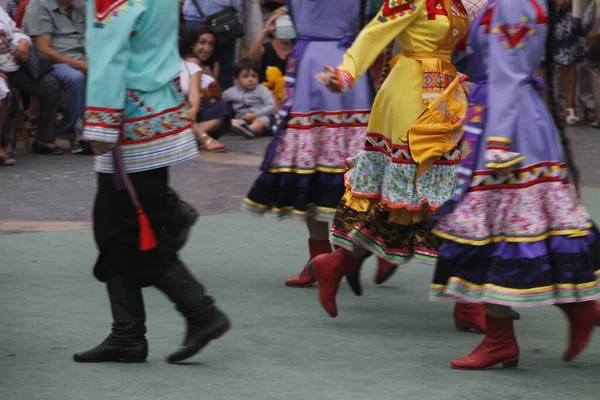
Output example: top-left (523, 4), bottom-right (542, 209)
top-left (181, 0), bottom-right (241, 89)
top-left (188, 25), bottom-right (221, 83)
top-left (180, 27), bottom-right (231, 145)
top-left (429, 0), bottom-right (600, 370)
top-left (178, 30), bottom-right (226, 152)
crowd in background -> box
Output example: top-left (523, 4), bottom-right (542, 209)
top-left (0, 0), bottom-right (598, 167)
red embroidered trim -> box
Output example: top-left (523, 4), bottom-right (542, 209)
top-left (335, 68), bottom-right (355, 93)
top-left (425, 0), bottom-right (447, 20)
top-left (95, 0), bottom-right (129, 21)
top-left (381, 0), bottom-right (414, 17)
top-left (529, 0), bottom-right (548, 24)
top-left (499, 24), bottom-right (530, 48)
top-left (479, 5), bottom-right (495, 34)
top-left (473, 161), bottom-right (565, 176)
top-left (122, 126), bottom-right (190, 145)
top-left (84, 106), bottom-right (124, 128)
top-left (364, 132), bottom-right (460, 165)
top-left (124, 104), bottom-right (184, 124)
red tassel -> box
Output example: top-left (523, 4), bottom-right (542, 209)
top-left (137, 209), bottom-right (157, 251)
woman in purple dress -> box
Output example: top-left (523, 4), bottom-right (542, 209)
top-left (430, 0), bottom-right (600, 370)
top-left (243, 0), bottom-right (374, 286)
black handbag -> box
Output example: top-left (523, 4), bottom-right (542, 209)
top-left (190, 0), bottom-right (244, 44)
top-left (23, 46), bottom-right (53, 80)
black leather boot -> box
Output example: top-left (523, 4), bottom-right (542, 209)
top-left (154, 260), bottom-right (230, 364)
top-left (166, 187), bottom-right (199, 252)
top-left (344, 250), bottom-right (372, 297)
top-left (74, 276), bottom-right (148, 363)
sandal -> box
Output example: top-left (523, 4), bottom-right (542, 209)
top-left (0, 152), bottom-right (15, 166)
top-left (198, 133), bottom-right (226, 152)
top-left (565, 108), bottom-right (580, 126)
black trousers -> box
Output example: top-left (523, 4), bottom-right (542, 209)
top-left (93, 167), bottom-right (214, 341)
top-left (6, 69), bottom-right (60, 144)
top-left (93, 167), bottom-right (178, 285)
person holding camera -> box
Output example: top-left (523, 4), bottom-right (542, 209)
top-left (247, 6), bottom-right (291, 84)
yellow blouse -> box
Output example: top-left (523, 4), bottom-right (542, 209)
top-left (336, 0), bottom-right (469, 173)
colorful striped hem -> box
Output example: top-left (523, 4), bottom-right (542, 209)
top-left (330, 225), bottom-right (437, 266)
top-left (266, 166), bottom-right (347, 174)
top-left (432, 224), bottom-right (593, 246)
top-left (429, 275), bottom-right (600, 307)
top-left (241, 199), bottom-right (336, 223)
top-left (93, 129), bottom-right (198, 173)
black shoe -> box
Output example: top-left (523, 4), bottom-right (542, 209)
top-left (80, 141), bottom-right (94, 155)
top-left (73, 339), bottom-right (148, 363)
top-left (32, 141), bottom-right (64, 155)
top-left (70, 138), bottom-right (94, 155)
top-left (70, 139), bottom-right (84, 154)
top-left (230, 122), bottom-right (255, 139)
top-left (345, 267), bottom-right (363, 296)
top-left (166, 309), bottom-right (230, 364)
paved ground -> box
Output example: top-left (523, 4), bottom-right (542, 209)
top-left (1, 125), bottom-right (600, 400)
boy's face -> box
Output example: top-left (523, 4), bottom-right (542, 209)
top-left (236, 69), bottom-right (259, 91)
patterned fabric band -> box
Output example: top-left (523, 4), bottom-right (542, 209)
top-left (260, 35), bottom-right (356, 171)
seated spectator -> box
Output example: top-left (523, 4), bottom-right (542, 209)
top-left (181, 27), bottom-right (231, 140)
top-left (0, 75), bottom-right (10, 165)
top-left (223, 59), bottom-right (276, 139)
top-left (248, 6), bottom-right (291, 84)
top-left (0, 5), bottom-right (61, 166)
top-left (188, 25), bottom-right (220, 84)
top-left (179, 31), bottom-right (226, 152)
top-left (23, 0), bottom-right (88, 153)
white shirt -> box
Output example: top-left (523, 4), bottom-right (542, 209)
top-left (200, 68), bottom-right (215, 89)
top-left (179, 59), bottom-right (217, 98)
top-left (180, 59), bottom-right (201, 98)
top-left (0, 6), bottom-right (30, 73)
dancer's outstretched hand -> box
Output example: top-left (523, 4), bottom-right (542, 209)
top-left (315, 70), bottom-right (342, 93)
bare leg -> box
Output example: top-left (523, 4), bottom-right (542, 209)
top-left (562, 64), bottom-right (580, 124)
top-left (563, 65), bottom-right (577, 109)
top-left (196, 118), bottom-right (223, 134)
top-left (0, 99), bottom-right (14, 164)
top-left (248, 118), bottom-right (268, 136)
top-left (193, 123), bottom-right (225, 152)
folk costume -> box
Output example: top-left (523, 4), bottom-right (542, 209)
top-left (242, 0), bottom-right (373, 287)
top-left (311, 0), bottom-right (477, 319)
top-left (74, 0), bottom-right (229, 364)
top-left (430, 0), bottom-right (600, 369)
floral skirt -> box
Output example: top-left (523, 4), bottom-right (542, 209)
top-left (243, 111), bottom-right (368, 222)
top-left (430, 178), bottom-right (600, 307)
top-left (330, 133), bottom-right (460, 265)
top-left (553, 6), bottom-right (589, 66)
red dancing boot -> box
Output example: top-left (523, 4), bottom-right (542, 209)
top-left (595, 301), bottom-right (600, 327)
top-left (374, 258), bottom-right (398, 285)
top-left (451, 315), bottom-right (520, 370)
top-left (285, 239), bottom-right (332, 287)
top-left (454, 303), bottom-right (487, 334)
top-left (556, 301), bottom-right (600, 361)
top-left (312, 248), bottom-right (362, 317)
